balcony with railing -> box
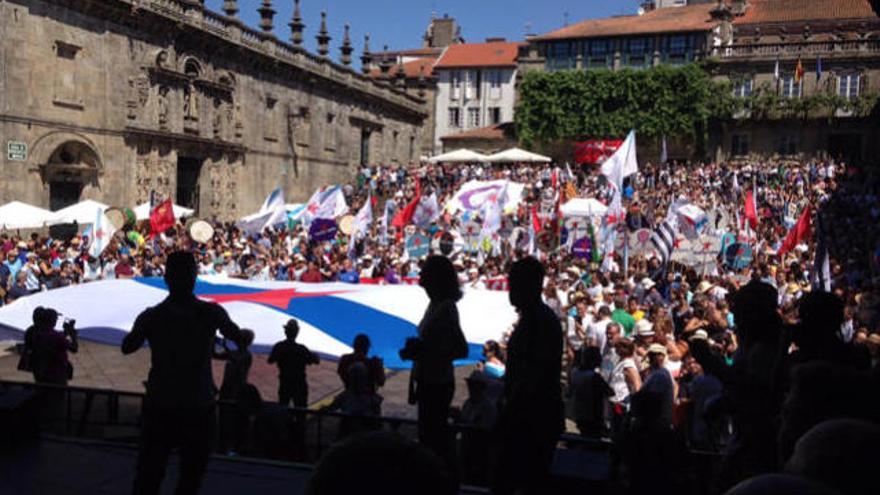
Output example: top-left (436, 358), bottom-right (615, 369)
top-left (719, 38), bottom-right (880, 60)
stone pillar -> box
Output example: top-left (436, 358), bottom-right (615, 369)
top-left (361, 34), bottom-right (372, 74)
top-left (316, 11), bottom-right (331, 57)
top-left (340, 23), bottom-right (353, 66)
top-left (289, 0), bottom-right (305, 46)
top-left (258, 0), bottom-right (275, 34)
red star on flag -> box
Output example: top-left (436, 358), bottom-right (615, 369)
top-left (201, 287), bottom-right (350, 310)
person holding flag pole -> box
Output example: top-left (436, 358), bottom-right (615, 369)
top-left (600, 130), bottom-right (638, 277)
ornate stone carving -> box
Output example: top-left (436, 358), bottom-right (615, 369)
top-left (157, 85), bottom-right (170, 130)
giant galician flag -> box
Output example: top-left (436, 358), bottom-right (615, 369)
top-left (0, 277), bottom-right (517, 369)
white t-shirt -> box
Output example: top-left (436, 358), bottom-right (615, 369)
top-left (610, 357), bottom-right (638, 404)
top-left (587, 318), bottom-right (610, 350)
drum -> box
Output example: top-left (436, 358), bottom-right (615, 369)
top-left (187, 219), bottom-right (214, 244)
top-left (338, 214), bottom-right (355, 236)
top-left (105, 207), bottom-right (127, 230)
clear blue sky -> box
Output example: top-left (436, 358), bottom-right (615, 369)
top-left (206, 0), bottom-right (639, 60)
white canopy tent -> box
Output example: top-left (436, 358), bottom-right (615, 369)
top-left (50, 199), bottom-right (109, 224)
top-left (486, 147), bottom-right (552, 163)
top-left (0, 201), bottom-right (57, 229)
top-left (133, 202), bottom-right (194, 221)
top-left (560, 198), bottom-right (608, 218)
top-left (428, 149), bottom-right (489, 163)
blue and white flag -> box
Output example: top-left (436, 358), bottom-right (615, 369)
top-left (88, 207), bottom-right (116, 258)
top-left (259, 187), bottom-right (285, 214)
top-left (0, 277), bottom-right (517, 369)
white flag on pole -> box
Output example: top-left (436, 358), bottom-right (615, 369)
top-left (600, 130), bottom-right (638, 191)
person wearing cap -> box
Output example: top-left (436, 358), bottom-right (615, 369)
top-left (359, 254), bottom-right (375, 279)
top-left (639, 343), bottom-right (675, 428)
top-left (465, 267), bottom-right (485, 290)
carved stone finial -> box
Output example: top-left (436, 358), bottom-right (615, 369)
top-left (222, 0), bottom-right (238, 17)
top-left (379, 45), bottom-right (393, 75)
top-left (340, 23), bottom-right (354, 66)
top-left (289, 0), bottom-right (305, 46)
top-left (395, 59), bottom-right (407, 87)
top-left (258, 0), bottom-right (276, 33)
top-left (316, 10), bottom-right (331, 57)
top-left (361, 34), bottom-right (372, 74)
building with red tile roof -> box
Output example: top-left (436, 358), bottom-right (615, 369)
top-left (517, 0), bottom-right (880, 164)
top-left (433, 41), bottom-right (522, 69)
top-left (433, 41), bottom-right (522, 154)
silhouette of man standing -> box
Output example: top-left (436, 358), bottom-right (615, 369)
top-left (493, 257), bottom-right (563, 495)
top-left (268, 319), bottom-right (320, 408)
top-left (122, 251), bottom-right (246, 495)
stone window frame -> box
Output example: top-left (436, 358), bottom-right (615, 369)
top-left (837, 72), bottom-right (860, 100)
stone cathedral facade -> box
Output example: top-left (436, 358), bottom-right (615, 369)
top-left (0, 0), bottom-right (428, 219)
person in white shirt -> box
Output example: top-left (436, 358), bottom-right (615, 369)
top-left (566, 298), bottom-right (593, 358)
top-left (587, 305), bottom-right (613, 351)
top-left (465, 268), bottom-right (485, 290)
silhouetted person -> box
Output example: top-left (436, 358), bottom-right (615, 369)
top-left (268, 319), bottom-right (320, 408)
top-left (122, 251), bottom-right (246, 495)
top-left (31, 307), bottom-right (77, 386)
top-left (784, 419), bottom-right (880, 495)
top-left (615, 391), bottom-right (688, 495)
top-left (791, 291), bottom-right (870, 369)
top-left (306, 431), bottom-right (458, 495)
top-left (691, 280), bottom-right (783, 489)
top-left (492, 257), bottom-right (563, 495)
top-left (567, 346), bottom-right (612, 438)
top-left (399, 255), bottom-right (468, 472)
top-left (214, 329), bottom-right (255, 455)
top-left (337, 333), bottom-right (385, 393)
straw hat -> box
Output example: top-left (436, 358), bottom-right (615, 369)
top-left (647, 343), bottom-right (667, 356)
top-left (634, 319), bottom-right (654, 337)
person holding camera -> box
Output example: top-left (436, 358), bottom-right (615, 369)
top-left (400, 255), bottom-right (468, 472)
top-left (30, 307), bottom-right (78, 386)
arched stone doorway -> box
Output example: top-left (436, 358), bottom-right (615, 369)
top-left (41, 140), bottom-right (101, 211)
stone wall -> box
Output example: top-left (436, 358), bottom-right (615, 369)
top-left (0, 0), bottom-right (427, 220)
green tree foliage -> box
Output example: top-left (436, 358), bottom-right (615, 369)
top-left (515, 64), bottom-right (734, 146)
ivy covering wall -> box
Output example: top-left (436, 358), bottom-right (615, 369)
top-left (515, 63), bottom-right (878, 148)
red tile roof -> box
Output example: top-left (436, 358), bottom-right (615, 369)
top-left (368, 57), bottom-right (437, 80)
top-left (534, 3), bottom-right (719, 41)
top-left (441, 123), bottom-right (516, 141)
top-left (433, 42), bottom-right (522, 69)
top-left (734, 0), bottom-right (878, 24)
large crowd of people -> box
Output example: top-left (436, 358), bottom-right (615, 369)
top-left (3, 153), bottom-right (880, 494)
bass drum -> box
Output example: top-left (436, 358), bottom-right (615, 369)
top-left (187, 219), bottom-right (215, 244)
top-left (105, 207), bottom-right (127, 231)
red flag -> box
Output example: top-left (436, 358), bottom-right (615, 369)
top-left (574, 139), bottom-right (623, 165)
top-left (149, 199), bottom-right (175, 237)
top-left (744, 189), bottom-right (759, 230)
top-left (531, 204), bottom-right (542, 233)
top-left (778, 206), bottom-right (812, 256)
top-left (392, 181), bottom-right (421, 234)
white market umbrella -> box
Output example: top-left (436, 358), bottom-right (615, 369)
top-left (560, 198), bottom-right (608, 218)
top-left (428, 149), bottom-right (489, 163)
top-left (0, 201), bottom-right (57, 229)
top-left (51, 199), bottom-right (109, 224)
top-left (133, 202), bottom-right (194, 221)
top-left (486, 147), bottom-right (552, 163)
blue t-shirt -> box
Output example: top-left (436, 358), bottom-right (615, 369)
top-left (338, 270), bottom-right (360, 284)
